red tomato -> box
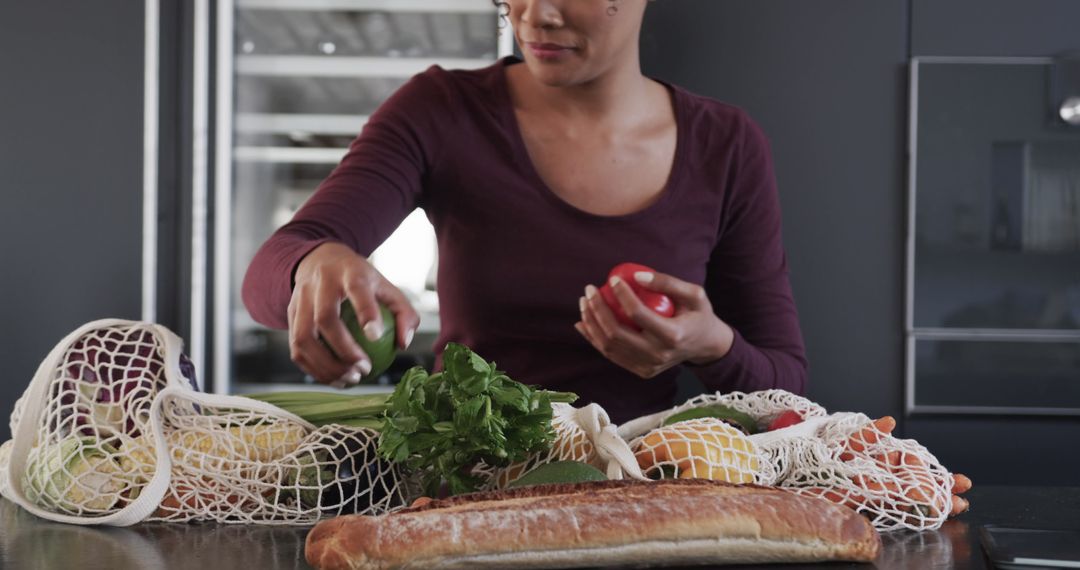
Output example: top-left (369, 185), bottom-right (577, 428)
top-left (767, 410), bottom-right (804, 431)
top-left (608, 262), bottom-right (655, 285)
top-left (597, 263), bottom-right (675, 331)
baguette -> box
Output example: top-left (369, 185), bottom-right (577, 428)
top-left (306, 479), bottom-right (880, 569)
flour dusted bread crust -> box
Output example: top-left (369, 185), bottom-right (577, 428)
top-left (305, 479), bottom-right (880, 569)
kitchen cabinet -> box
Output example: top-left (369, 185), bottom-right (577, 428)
top-left (903, 0), bottom-right (1080, 485)
top-left (907, 57), bottom-right (1080, 415)
top-left (0, 1), bottom-right (154, 441)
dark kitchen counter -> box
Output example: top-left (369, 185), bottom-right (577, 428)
top-left (1, 485), bottom-right (1078, 569)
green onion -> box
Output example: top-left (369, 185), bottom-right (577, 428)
top-left (244, 391), bottom-right (390, 429)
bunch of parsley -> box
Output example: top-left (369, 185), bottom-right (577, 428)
top-left (377, 343), bottom-right (578, 496)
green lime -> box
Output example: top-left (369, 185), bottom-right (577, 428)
top-left (661, 404), bottom-right (759, 434)
top-left (338, 301), bottom-right (398, 380)
top-left (508, 460), bottom-right (608, 488)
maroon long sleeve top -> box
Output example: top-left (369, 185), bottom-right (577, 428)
top-left (242, 57), bottom-right (807, 424)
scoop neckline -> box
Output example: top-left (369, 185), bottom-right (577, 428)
top-left (495, 57), bottom-right (687, 223)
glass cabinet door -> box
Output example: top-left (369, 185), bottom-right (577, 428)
top-left (907, 57), bottom-right (1080, 414)
top-left (215, 0), bottom-right (509, 394)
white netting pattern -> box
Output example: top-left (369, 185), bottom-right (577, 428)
top-left (0, 320), bottom-right (417, 526)
top-left (17, 325), bottom-right (176, 520)
top-left (619, 390), bottom-right (956, 532)
top-left (1, 320), bottom-right (961, 533)
top-left (777, 412), bottom-right (954, 532)
top-left (478, 403), bottom-right (600, 491)
top-left (670, 389), bottom-right (829, 427)
top-left (630, 418), bottom-right (763, 484)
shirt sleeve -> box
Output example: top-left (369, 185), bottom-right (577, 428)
top-left (241, 67), bottom-right (451, 329)
top-left (687, 113), bottom-right (809, 395)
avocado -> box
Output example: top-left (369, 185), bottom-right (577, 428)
top-left (661, 404), bottom-right (759, 434)
top-left (508, 460), bottom-right (608, 488)
top-left (323, 301), bottom-right (398, 381)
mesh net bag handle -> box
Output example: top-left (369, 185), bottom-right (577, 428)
top-left (4, 319), bottom-right (312, 526)
top-left (568, 404), bottom-right (647, 481)
top-left (5, 319), bottom-right (180, 525)
top-left (478, 403), bottom-right (647, 489)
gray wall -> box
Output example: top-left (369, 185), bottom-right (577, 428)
top-left (643, 0), bottom-right (910, 421)
top-left (912, 0), bottom-right (1080, 57)
top-left (0, 2), bottom-right (147, 440)
top-left (644, 0), bottom-right (1080, 485)
top-left (907, 0), bottom-right (1080, 485)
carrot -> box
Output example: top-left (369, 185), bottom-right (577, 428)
top-left (876, 416), bottom-right (897, 434)
top-left (847, 416), bottom-right (896, 452)
top-left (952, 473), bottom-right (972, 494)
top-left (852, 474), bottom-right (901, 495)
top-left (873, 451), bottom-right (901, 467)
top-left (949, 494), bottom-right (969, 516)
top-left (799, 487), bottom-right (867, 511)
top-left (902, 483), bottom-right (933, 505)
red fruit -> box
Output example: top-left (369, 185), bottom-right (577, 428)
top-left (767, 410), bottom-right (804, 431)
top-left (598, 263), bottom-right (675, 331)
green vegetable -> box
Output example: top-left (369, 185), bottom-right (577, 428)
top-left (661, 404), bottom-right (759, 434)
top-left (508, 460), bottom-right (607, 488)
top-left (24, 437), bottom-right (130, 512)
top-left (378, 343), bottom-right (578, 496)
top-left (321, 301), bottom-right (397, 381)
top-left (245, 390), bottom-right (389, 428)
top-left (279, 433), bottom-right (401, 515)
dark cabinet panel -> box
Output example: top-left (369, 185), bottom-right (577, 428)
top-left (908, 2), bottom-right (1080, 483)
top-left (0, 2), bottom-right (146, 439)
top-left (913, 0), bottom-right (1080, 56)
top-left (906, 417), bottom-right (1080, 485)
top-left (641, 0), bottom-right (909, 419)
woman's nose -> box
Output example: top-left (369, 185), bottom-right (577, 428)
top-left (519, 0), bottom-right (564, 29)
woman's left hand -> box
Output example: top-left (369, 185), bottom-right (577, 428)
top-left (575, 271), bottom-right (735, 379)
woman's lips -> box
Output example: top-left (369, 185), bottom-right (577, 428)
top-left (525, 42), bottom-right (574, 61)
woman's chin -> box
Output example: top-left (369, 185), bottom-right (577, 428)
top-left (525, 63), bottom-right (588, 88)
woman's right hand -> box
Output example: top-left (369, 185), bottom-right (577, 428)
top-left (288, 241), bottom-right (420, 386)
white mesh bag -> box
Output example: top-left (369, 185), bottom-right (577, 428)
top-left (628, 418), bottom-right (766, 484)
top-left (616, 389), bottom-right (821, 486)
top-left (619, 390), bottom-right (956, 532)
top-left (770, 412), bottom-right (955, 532)
top-left (479, 403), bottom-right (649, 490)
top-left (1, 319), bottom-right (415, 526)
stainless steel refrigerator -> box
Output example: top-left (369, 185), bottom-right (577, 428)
top-left (188, 0), bottom-right (511, 395)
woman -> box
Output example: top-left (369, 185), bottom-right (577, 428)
top-left (242, 0), bottom-right (807, 424)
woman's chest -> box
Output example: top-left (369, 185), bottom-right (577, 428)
top-left (516, 116), bottom-right (678, 218)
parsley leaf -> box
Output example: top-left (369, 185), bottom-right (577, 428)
top-left (377, 343), bottom-right (577, 495)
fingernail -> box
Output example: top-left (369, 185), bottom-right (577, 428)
top-left (337, 370), bottom-right (361, 386)
top-left (363, 321), bottom-right (384, 341)
top-left (404, 328), bottom-right (415, 349)
top-left (579, 296), bottom-right (586, 312)
top-left (354, 359), bottom-right (372, 377)
top-left (585, 284), bottom-right (598, 299)
top-left (609, 276), bottom-right (622, 287)
top-left (634, 271), bottom-right (654, 284)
